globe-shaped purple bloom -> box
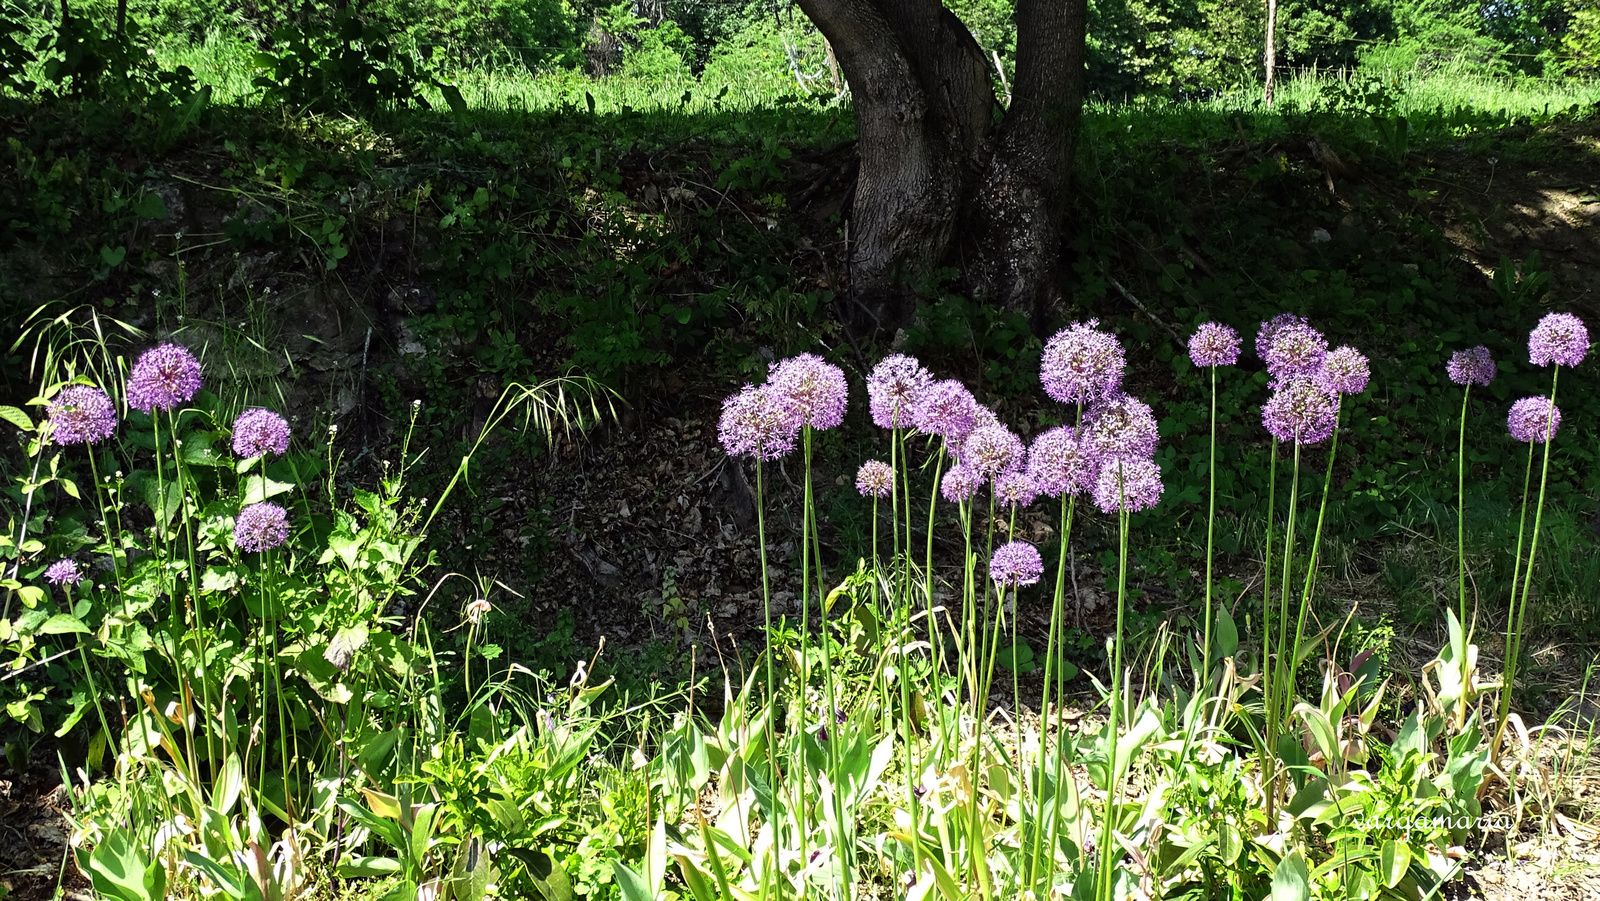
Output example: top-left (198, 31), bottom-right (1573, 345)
top-left (1262, 377), bottom-right (1340, 445)
top-left (1508, 396), bottom-right (1561, 443)
top-left (1256, 313), bottom-right (1306, 359)
top-left (235, 502), bottom-right (289, 552)
top-left (719, 384), bottom-right (800, 461)
top-left (958, 423), bottom-right (1025, 479)
top-left (989, 540), bottom-right (1043, 587)
top-left (867, 354), bottom-right (933, 429)
top-left (127, 343), bottom-right (202, 414)
top-left (1188, 322), bottom-right (1242, 368)
top-left (46, 385), bottom-right (117, 446)
top-left (1041, 320), bottom-right (1125, 406)
top-left (1446, 346), bottom-right (1496, 387)
top-left (941, 463), bottom-right (982, 504)
top-left (43, 559), bottom-right (83, 586)
top-left (231, 408), bottom-right (291, 458)
top-left (1262, 320), bottom-right (1329, 383)
top-left (1082, 393), bottom-right (1159, 463)
top-left (1318, 346), bottom-right (1370, 395)
top-left (912, 380), bottom-right (980, 445)
top-left (1529, 313), bottom-right (1589, 368)
top-left (769, 353), bottom-right (848, 430)
top-left (994, 470), bottom-right (1038, 510)
top-left (856, 460), bottom-right (894, 498)
top-left (1091, 458), bottom-right (1165, 515)
top-left (1027, 426), bottom-right (1102, 498)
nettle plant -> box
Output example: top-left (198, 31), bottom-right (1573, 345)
top-left (641, 313), bottom-right (1587, 900)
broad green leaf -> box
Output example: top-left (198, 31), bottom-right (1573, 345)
top-left (1271, 850), bottom-right (1310, 901)
top-left (242, 477), bottom-right (294, 504)
top-left (0, 405), bottom-right (33, 431)
top-left (611, 861), bottom-right (653, 901)
top-left (40, 613), bottom-right (89, 634)
top-left (1380, 840), bottom-right (1410, 889)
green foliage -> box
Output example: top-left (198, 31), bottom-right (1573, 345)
top-left (251, 6), bottom-right (463, 113)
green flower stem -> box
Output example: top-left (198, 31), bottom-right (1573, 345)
top-left (1456, 384), bottom-right (1472, 630)
top-left (1098, 464), bottom-right (1132, 901)
top-left (1201, 366), bottom-right (1218, 688)
top-left (753, 459), bottom-right (784, 872)
top-left (1289, 414), bottom-right (1343, 713)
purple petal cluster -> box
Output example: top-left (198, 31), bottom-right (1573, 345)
top-left (1262, 377), bottom-right (1340, 445)
top-left (1529, 313), bottom-right (1589, 368)
top-left (867, 355), bottom-right (933, 429)
top-left (1256, 313), bottom-right (1305, 359)
top-left (46, 386), bottom-right (117, 446)
top-left (719, 384), bottom-right (800, 461)
top-left (1507, 396), bottom-right (1561, 443)
top-left (912, 380), bottom-right (980, 445)
top-left (1082, 393), bottom-right (1159, 463)
top-left (232, 408), bottom-right (291, 458)
top-left (1041, 320), bottom-right (1125, 406)
top-left (1318, 346), bottom-right (1370, 395)
top-left (1446, 346), bottom-right (1496, 387)
top-left (1092, 458), bottom-right (1165, 514)
top-left (1261, 319), bottom-right (1329, 382)
top-left (127, 343), bottom-right (202, 414)
top-left (855, 460), bottom-right (894, 498)
top-left (994, 470), bottom-right (1037, 510)
top-left (1188, 322), bottom-right (1242, 368)
top-left (989, 540), bottom-right (1043, 587)
top-left (235, 502), bottom-right (289, 552)
top-left (958, 423), bottom-right (1025, 479)
top-left (43, 559), bottom-right (83, 586)
top-left (940, 464), bottom-right (981, 504)
top-left (769, 353), bottom-right (848, 430)
top-left (1027, 427), bottom-right (1101, 498)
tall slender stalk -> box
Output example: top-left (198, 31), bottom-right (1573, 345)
top-left (1097, 462), bottom-right (1132, 901)
top-left (1455, 384), bottom-right (1472, 630)
top-left (1201, 366), bottom-right (1219, 689)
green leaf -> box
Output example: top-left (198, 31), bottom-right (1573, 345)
top-left (1380, 839), bottom-right (1410, 889)
top-left (83, 828), bottom-right (164, 901)
top-left (1215, 604), bottom-right (1238, 660)
top-left (40, 613), bottom-right (89, 635)
top-left (612, 862), bottom-right (653, 901)
top-left (1270, 850), bottom-right (1310, 901)
top-left (242, 477), bottom-right (294, 504)
top-left (440, 83), bottom-right (467, 115)
top-left (0, 405), bottom-right (33, 432)
top-left (100, 245), bottom-right (127, 268)
top-left (133, 192), bottom-right (168, 220)
top-left (502, 849), bottom-right (573, 901)
top-left (16, 585), bottom-right (45, 608)
top-left (338, 857), bottom-right (404, 878)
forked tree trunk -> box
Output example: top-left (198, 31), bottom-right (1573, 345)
top-left (795, 0), bottom-right (1088, 333)
top-left (1264, 0), bottom-right (1277, 106)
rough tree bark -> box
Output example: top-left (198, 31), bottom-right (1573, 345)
top-left (795, 0), bottom-right (1088, 334)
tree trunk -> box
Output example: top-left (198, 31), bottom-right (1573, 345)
top-left (796, 0), bottom-right (1088, 334)
top-left (1264, 0), bottom-right (1277, 106)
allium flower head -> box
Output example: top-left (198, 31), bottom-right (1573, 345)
top-left (1041, 320), bottom-right (1125, 406)
top-left (1446, 346), bottom-right (1496, 387)
top-left (1256, 313), bottom-right (1306, 359)
top-left (911, 380), bottom-right (980, 444)
top-left (46, 385), bottom-right (117, 446)
top-left (1318, 346), bottom-right (1370, 395)
top-left (1027, 426), bottom-right (1102, 498)
top-left (1262, 377), bottom-right (1340, 445)
top-left (994, 470), bottom-right (1038, 510)
top-left (43, 559), bottom-right (83, 586)
top-left (1188, 322), bottom-right (1242, 368)
top-left (127, 343), bottom-right (202, 414)
top-left (1508, 396), bottom-right (1561, 443)
top-left (958, 422), bottom-right (1025, 479)
top-left (989, 541), bottom-right (1043, 587)
top-left (1529, 313), bottom-right (1589, 368)
top-left (231, 408), bottom-right (291, 458)
top-left (768, 353), bottom-right (848, 430)
top-left (235, 502), bottom-right (289, 552)
top-left (1262, 320), bottom-right (1329, 382)
top-left (867, 355), bottom-right (933, 429)
top-left (1082, 393), bottom-right (1159, 463)
top-left (1092, 458), bottom-right (1165, 515)
top-left (856, 460), bottom-right (894, 498)
top-left (719, 384), bottom-right (800, 461)
top-left (940, 463), bottom-right (981, 504)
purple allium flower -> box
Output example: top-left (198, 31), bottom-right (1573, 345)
top-left (989, 540), bottom-right (1043, 587)
top-left (1256, 313), bottom-right (1306, 359)
top-left (856, 460), bottom-right (894, 498)
top-left (940, 463), bottom-right (981, 504)
top-left (1262, 377), bottom-right (1340, 445)
top-left (911, 380), bottom-right (980, 444)
top-left (1447, 346), bottom-right (1496, 387)
top-left (1027, 426), bottom-right (1102, 498)
top-left (958, 423), bottom-right (1025, 479)
top-left (768, 353), bottom-right (848, 430)
top-left (1508, 396), bottom-right (1561, 443)
top-left (1041, 320), bottom-right (1125, 406)
top-left (45, 386), bottom-right (117, 446)
top-left (867, 354), bottom-right (933, 429)
top-left (1261, 320), bottom-right (1329, 382)
top-left (43, 559), bottom-right (83, 586)
top-left (994, 470), bottom-right (1037, 510)
top-left (1091, 458), bottom-right (1165, 515)
top-left (1082, 393), bottom-right (1160, 463)
top-left (235, 502), bottom-right (289, 552)
top-left (231, 408), bottom-right (291, 458)
top-left (126, 343), bottom-right (202, 414)
top-left (1188, 322), bottom-right (1242, 368)
top-left (1529, 313), bottom-right (1589, 368)
top-left (1318, 346), bottom-right (1370, 395)
top-left (718, 384), bottom-right (800, 461)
